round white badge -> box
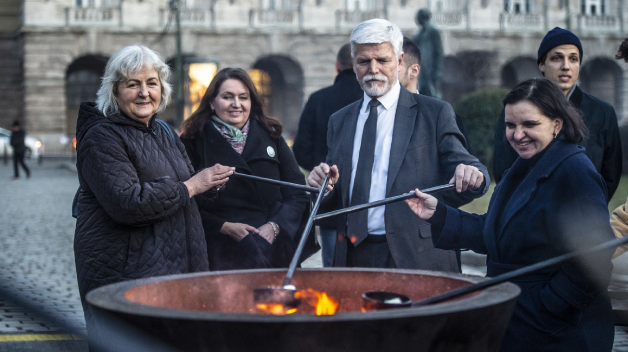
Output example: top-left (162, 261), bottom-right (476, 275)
top-left (267, 146), bottom-right (276, 157)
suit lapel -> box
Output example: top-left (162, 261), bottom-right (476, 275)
top-left (386, 88), bottom-right (417, 195)
top-left (340, 100), bottom-right (362, 207)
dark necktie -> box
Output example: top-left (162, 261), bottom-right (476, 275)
top-left (346, 99), bottom-right (380, 246)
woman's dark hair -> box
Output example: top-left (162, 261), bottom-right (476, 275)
top-left (181, 67), bottom-right (283, 139)
top-left (502, 78), bottom-right (586, 144)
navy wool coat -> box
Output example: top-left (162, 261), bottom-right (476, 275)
top-left (182, 118), bottom-right (309, 270)
top-left (494, 85), bottom-right (622, 201)
top-left (432, 141), bottom-right (615, 352)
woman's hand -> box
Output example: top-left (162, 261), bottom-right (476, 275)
top-left (404, 188), bottom-right (438, 220)
top-left (184, 163), bottom-right (234, 197)
top-left (257, 223), bottom-right (276, 244)
top-left (308, 163), bottom-right (339, 193)
top-left (220, 222), bottom-right (258, 242)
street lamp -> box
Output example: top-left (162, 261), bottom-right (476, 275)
top-left (169, 0), bottom-right (184, 128)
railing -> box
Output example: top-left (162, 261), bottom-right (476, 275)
top-left (335, 10), bottom-right (386, 29)
top-left (577, 15), bottom-right (618, 32)
top-left (249, 9), bottom-right (299, 28)
top-left (159, 7), bottom-right (212, 27)
top-left (65, 7), bottom-right (121, 26)
top-left (499, 12), bottom-right (543, 30)
top-left (181, 7), bottom-right (212, 27)
top-left (431, 11), bottom-right (467, 29)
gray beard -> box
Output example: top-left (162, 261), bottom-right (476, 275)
top-left (360, 73), bottom-right (397, 98)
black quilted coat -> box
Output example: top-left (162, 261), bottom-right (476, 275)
top-left (74, 102), bottom-right (209, 308)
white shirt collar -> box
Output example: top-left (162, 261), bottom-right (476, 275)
top-left (361, 81), bottom-right (401, 113)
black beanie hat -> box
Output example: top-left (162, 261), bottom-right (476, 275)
top-left (537, 27), bottom-right (583, 64)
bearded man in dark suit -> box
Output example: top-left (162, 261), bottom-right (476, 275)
top-left (293, 43), bottom-right (364, 267)
top-left (308, 19), bottom-right (489, 271)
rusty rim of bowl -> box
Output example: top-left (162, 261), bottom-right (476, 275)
top-left (86, 268), bottom-right (521, 323)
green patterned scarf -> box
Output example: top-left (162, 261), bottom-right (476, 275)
top-left (211, 115), bottom-right (250, 154)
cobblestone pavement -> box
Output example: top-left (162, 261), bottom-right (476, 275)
top-left (0, 159), bottom-right (87, 350)
top-left (2, 159), bottom-right (628, 351)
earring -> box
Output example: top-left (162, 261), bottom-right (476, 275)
top-left (553, 132), bottom-right (557, 139)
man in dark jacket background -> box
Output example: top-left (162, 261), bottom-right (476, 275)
top-left (10, 120), bottom-right (30, 180)
top-left (399, 36), bottom-right (470, 155)
top-left (493, 27), bottom-right (622, 201)
top-left (293, 43), bottom-right (363, 267)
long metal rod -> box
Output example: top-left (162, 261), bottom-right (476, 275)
top-left (412, 234), bottom-right (628, 307)
top-left (282, 174), bottom-right (330, 287)
top-left (315, 183), bottom-right (455, 221)
top-left (233, 172), bottom-right (320, 193)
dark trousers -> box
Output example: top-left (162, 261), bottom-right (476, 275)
top-left (13, 152), bottom-right (30, 178)
top-left (319, 226), bottom-right (337, 267)
top-left (346, 235), bottom-right (396, 268)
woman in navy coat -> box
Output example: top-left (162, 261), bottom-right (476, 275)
top-left (406, 78), bottom-right (615, 352)
top-left (181, 68), bottom-right (308, 271)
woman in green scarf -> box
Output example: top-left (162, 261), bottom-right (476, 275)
top-left (181, 68), bottom-right (309, 270)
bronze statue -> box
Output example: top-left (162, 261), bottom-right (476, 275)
top-left (413, 8), bottom-right (444, 99)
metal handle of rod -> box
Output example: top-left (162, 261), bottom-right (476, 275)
top-left (315, 183), bottom-right (455, 221)
top-left (412, 234), bottom-right (628, 307)
top-left (281, 174), bottom-right (331, 287)
top-left (232, 172), bottom-right (320, 193)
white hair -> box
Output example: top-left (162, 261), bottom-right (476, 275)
top-left (96, 45), bottom-right (172, 116)
top-left (350, 19), bottom-right (404, 59)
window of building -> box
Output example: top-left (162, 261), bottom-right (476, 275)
top-left (248, 68), bottom-right (272, 111)
top-left (504, 0), bottom-right (531, 13)
top-left (261, 0), bottom-right (291, 10)
top-left (437, 0), bottom-right (464, 11)
top-left (346, 0), bottom-right (374, 11)
top-left (66, 70), bottom-right (101, 108)
top-left (187, 62), bottom-right (218, 116)
top-left (65, 55), bottom-right (108, 136)
top-left (75, 0), bottom-right (119, 7)
top-left (581, 0), bottom-right (606, 15)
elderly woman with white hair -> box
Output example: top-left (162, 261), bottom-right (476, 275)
top-left (74, 45), bottom-right (233, 341)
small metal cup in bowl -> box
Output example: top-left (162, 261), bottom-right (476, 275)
top-left (361, 291), bottom-right (412, 312)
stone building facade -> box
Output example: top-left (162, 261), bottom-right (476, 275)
top-left (1, 0), bottom-right (627, 150)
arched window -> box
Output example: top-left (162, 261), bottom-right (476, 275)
top-left (580, 57), bottom-right (623, 118)
top-left (248, 68), bottom-right (272, 112)
top-left (252, 55), bottom-right (304, 138)
top-left (501, 56), bottom-right (541, 89)
top-left (65, 55), bottom-right (108, 135)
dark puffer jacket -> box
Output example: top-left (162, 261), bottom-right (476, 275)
top-left (74, 102), bottom-right (209, 305)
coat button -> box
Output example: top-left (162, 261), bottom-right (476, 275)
top-left (267, 146), bottom-right (276, 157)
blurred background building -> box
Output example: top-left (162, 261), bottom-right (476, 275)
top-left (0, 0), bottom-right (626, 153)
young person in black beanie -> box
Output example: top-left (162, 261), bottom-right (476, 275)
top-left (493, 27), bottom-right (622, 202)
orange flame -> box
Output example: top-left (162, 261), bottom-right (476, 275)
top-left (255, 303), bottom-right (298, 315)
top-left (295, 289), bottom-right (339, 315)
top-left (255, 289), bottom-right (339, 316)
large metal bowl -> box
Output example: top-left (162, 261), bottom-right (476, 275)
top-left (87, 268), bottom-right (520, 352)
